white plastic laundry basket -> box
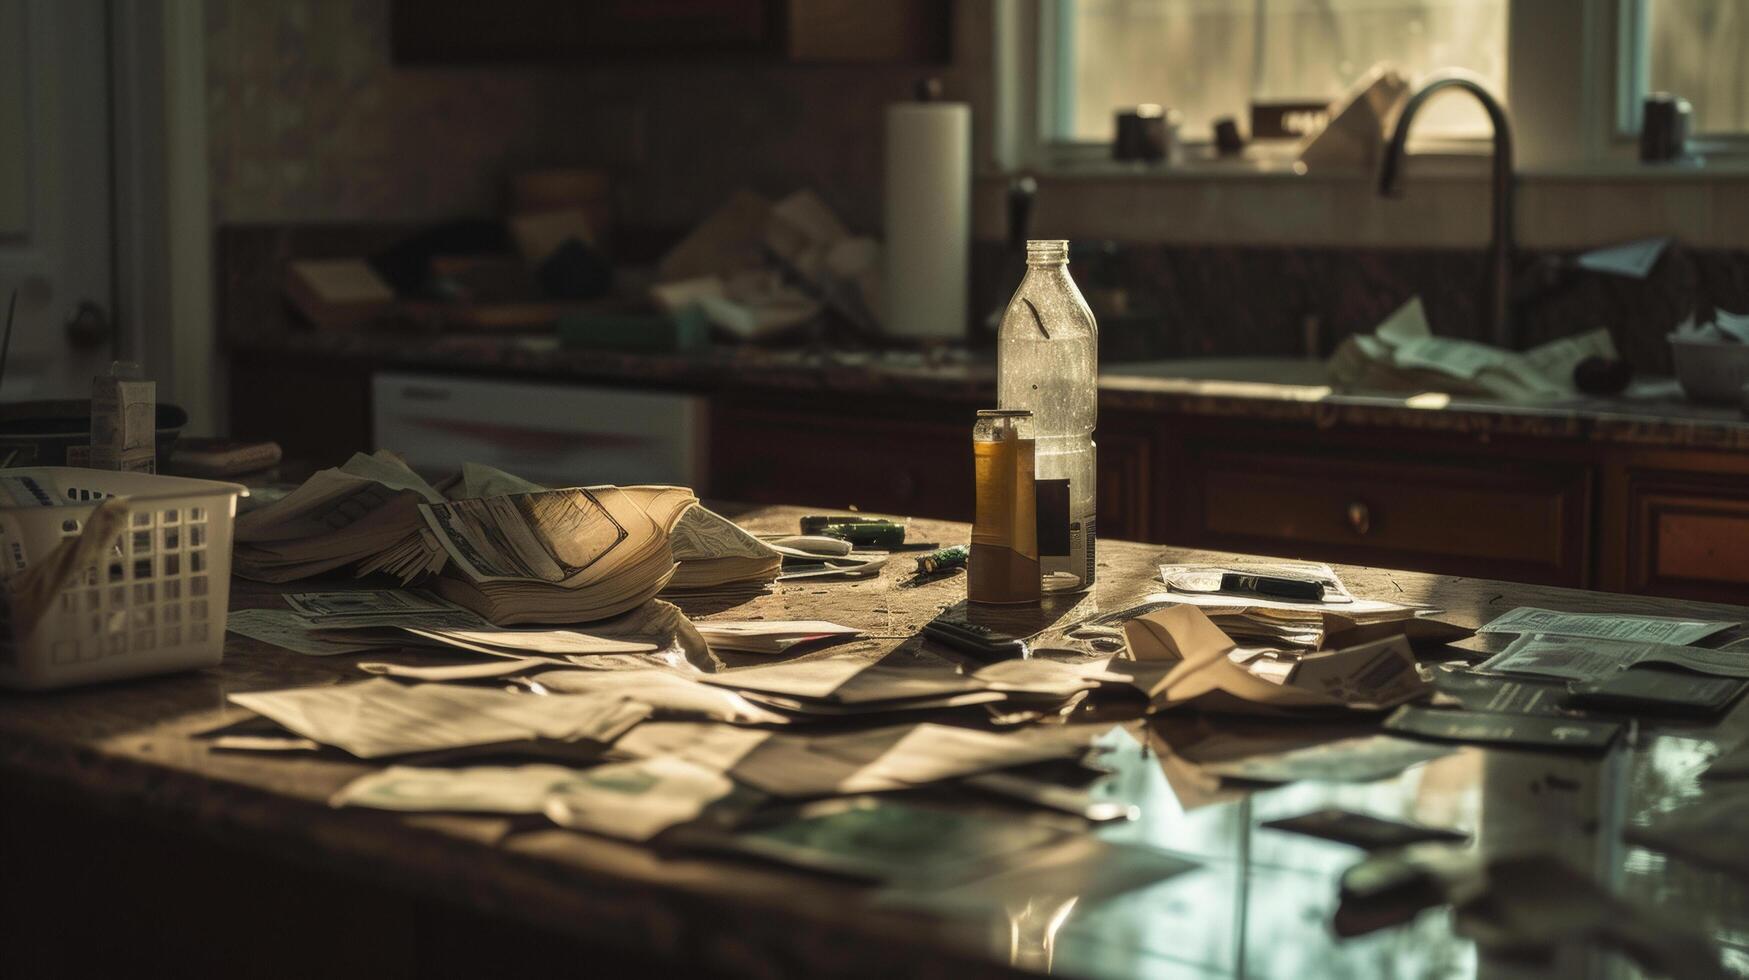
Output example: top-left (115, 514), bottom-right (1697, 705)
top-left (0, 467), bottom-right (245, 690)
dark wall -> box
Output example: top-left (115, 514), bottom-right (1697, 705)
top-left (206, 0), bottom-right (968, 234)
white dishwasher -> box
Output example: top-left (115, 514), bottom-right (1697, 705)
top-left (372, 372), bottom-right (708, 489)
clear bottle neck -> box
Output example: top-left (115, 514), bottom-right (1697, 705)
top-left (1025, 240), bottom-right (1069, 268)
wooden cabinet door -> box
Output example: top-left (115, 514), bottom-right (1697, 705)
top-left (1624, 471), bottom-right (1749, 604)
top-left (1171, 440), bottom-right (1594, 587)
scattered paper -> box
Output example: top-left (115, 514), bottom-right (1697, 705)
top-left (228, 678), bottom-right (650, 758)
top-left (1575, 237), bottom-right (1668, 279)
top-left (1478, 607), bottom-right (1736, 645)
top-left (356, 658), bottom-right (552, 682)
top-left (1328, 296), bottom-right (1620, 402)
top-left (533, 669), bottom-right (786, 724)
top-left (727, 723), bottom-right (1102, 798)
top-left (332, 758), bottom-right (744, 843)
top-left (333, 764), bottom-right (598, 814)
top-left (1197, 734), bottom-right (1452, 784)
top-left (543, 755), bottom-right (741, 841)
top-left (225, 608), bottom-right (387, 657)
top-left (1477, 632), bottom-right (1749, 682)
top-left (283, 589), bottom-right (486, 629)
top-left (400, 625), bottom-right (659, 658)
top-left (699, 657), bottom-right (980, 704)
top-left (1119, 605), bottom-right (1429, 714)
top-left (693, 620), bottom-right (863, 655)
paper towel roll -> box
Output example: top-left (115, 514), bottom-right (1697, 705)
top-left (884, 101), bottom-right (970, 341)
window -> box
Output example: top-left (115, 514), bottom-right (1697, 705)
top-left (1017, 0), bottom-right (1749, 169)
top-left (1628, 0), bottom-right (1749, 136)
top-left (1053, 0), bottom-right (1507, 145)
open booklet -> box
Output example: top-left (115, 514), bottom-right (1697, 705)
top-left (234, 456), bottom-right (783, 624)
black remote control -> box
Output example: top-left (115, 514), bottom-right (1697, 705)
top-left (921, 619), bottom-right (1030, 661)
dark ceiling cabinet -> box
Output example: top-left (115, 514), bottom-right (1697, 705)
top-left (390, 0), bottom-right (952, 64)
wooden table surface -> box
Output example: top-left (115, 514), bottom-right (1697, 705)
top-left (3, 506), bottom-right (1748, 979)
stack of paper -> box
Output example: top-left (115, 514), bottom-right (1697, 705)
top-left (233, 451), bottom-right (448, 584)
top-left (1154, 561), bottom-right (1460, 650)
top-left (426, 485), bottom-right (688, 624)
top-left (1328, 296), bottom-right (1620, 402)
top-left (661, 500), bottom-right (784, 591)
top-left (1116, 605), bottom-right (1431, 715)
top-left (231, 590), bottom-right (707, 666)
top-left (238, 460), bottom-right (786, 621)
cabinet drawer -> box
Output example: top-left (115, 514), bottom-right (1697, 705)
top-left (1627, 471), bottom-right (1749, 603)
top-left (1190, 449), bottom-right (1591, 586)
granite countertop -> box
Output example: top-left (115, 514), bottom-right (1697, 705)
top-left (7, 507), bottom-right (1749, 976)
top-left (228, 330), bottom-right (1749, 451)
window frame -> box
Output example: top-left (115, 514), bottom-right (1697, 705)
top-left (1614, 0), bottom-right (1749, 152)
top-left (1007, 0), bottom-right (1748, 177)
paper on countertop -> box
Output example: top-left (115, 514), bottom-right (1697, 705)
top-left (282, 589), bottom-right (487, 629)
top-left (331, 758), bottom-right (742, 843)
top-left (332, 764), bottom-right (595, 814)
top-left (1329, 295), bottom-right (1619, 402)
top-left (1671, 308), bottom-right (1749, 344)
top-left (532, 669), bottom-right (787, 725)
top-left (1160, 560), bottom-right (1356, 603)
top-left (1478, 607), bottom-right (1736, 645)
top-left (693, 620), bottom-right (863, 654)
top-left (400, 625), bottom-right (659, 657)
top-left (356, 658), bottom-right (554, 682)
top-left (226, 608), bottom-right (390, 656)
top-left (698, 656), bottom-right (981, 703)
top-left (1116, 605), bottom-right (1429, 714)
top-left (608, 719), bottom-right (1102, 798)
top-left (728, 723), bottom-right (1104, 798)
top-left (543, 755), bottom-right (743, 841)
top-left (1158, 562), bottom-right (1423, 617)
top-left (1476, 632), bottom-right (1749, 682)
top-left (228, 678), bottom-right (650, 758)
top-left (1575, 237), bottom-right (1668, 279)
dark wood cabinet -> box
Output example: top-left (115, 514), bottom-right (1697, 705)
top-left (1169, 439), bottom-right (1593, 587)
top-left (223, 351), bottom-right (1747, 601)
top-left (390, 0), bottom-right (951, 65)
top-left (708, 397), bottom-right (1154, 543)
top-left (1619, 467), bottom-right (1749, 604)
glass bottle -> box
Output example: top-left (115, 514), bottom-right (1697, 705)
top-left (997, 240), bottom-right (1097, 592)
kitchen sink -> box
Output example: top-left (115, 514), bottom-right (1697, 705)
top-left (1103, 356), bottom-right (1331, 387)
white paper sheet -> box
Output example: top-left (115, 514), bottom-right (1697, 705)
top-left (1479, 607), bottom-right (1736, 645)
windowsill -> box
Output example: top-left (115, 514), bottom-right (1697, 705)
top-left (996, 141), bottom-right (1749, 183)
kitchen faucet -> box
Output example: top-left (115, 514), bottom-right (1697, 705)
top-left (1378, 71), bottom-right (1514, 349)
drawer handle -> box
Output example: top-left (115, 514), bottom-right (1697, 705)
top-left (1346, 501), bottom-right (1372, 536)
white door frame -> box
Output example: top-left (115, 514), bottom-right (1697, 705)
top-left (109, 0), bottom-right (217, 435)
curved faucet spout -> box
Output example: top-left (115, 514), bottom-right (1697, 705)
top-left (1378, 70), bottom-right (1515, 348)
